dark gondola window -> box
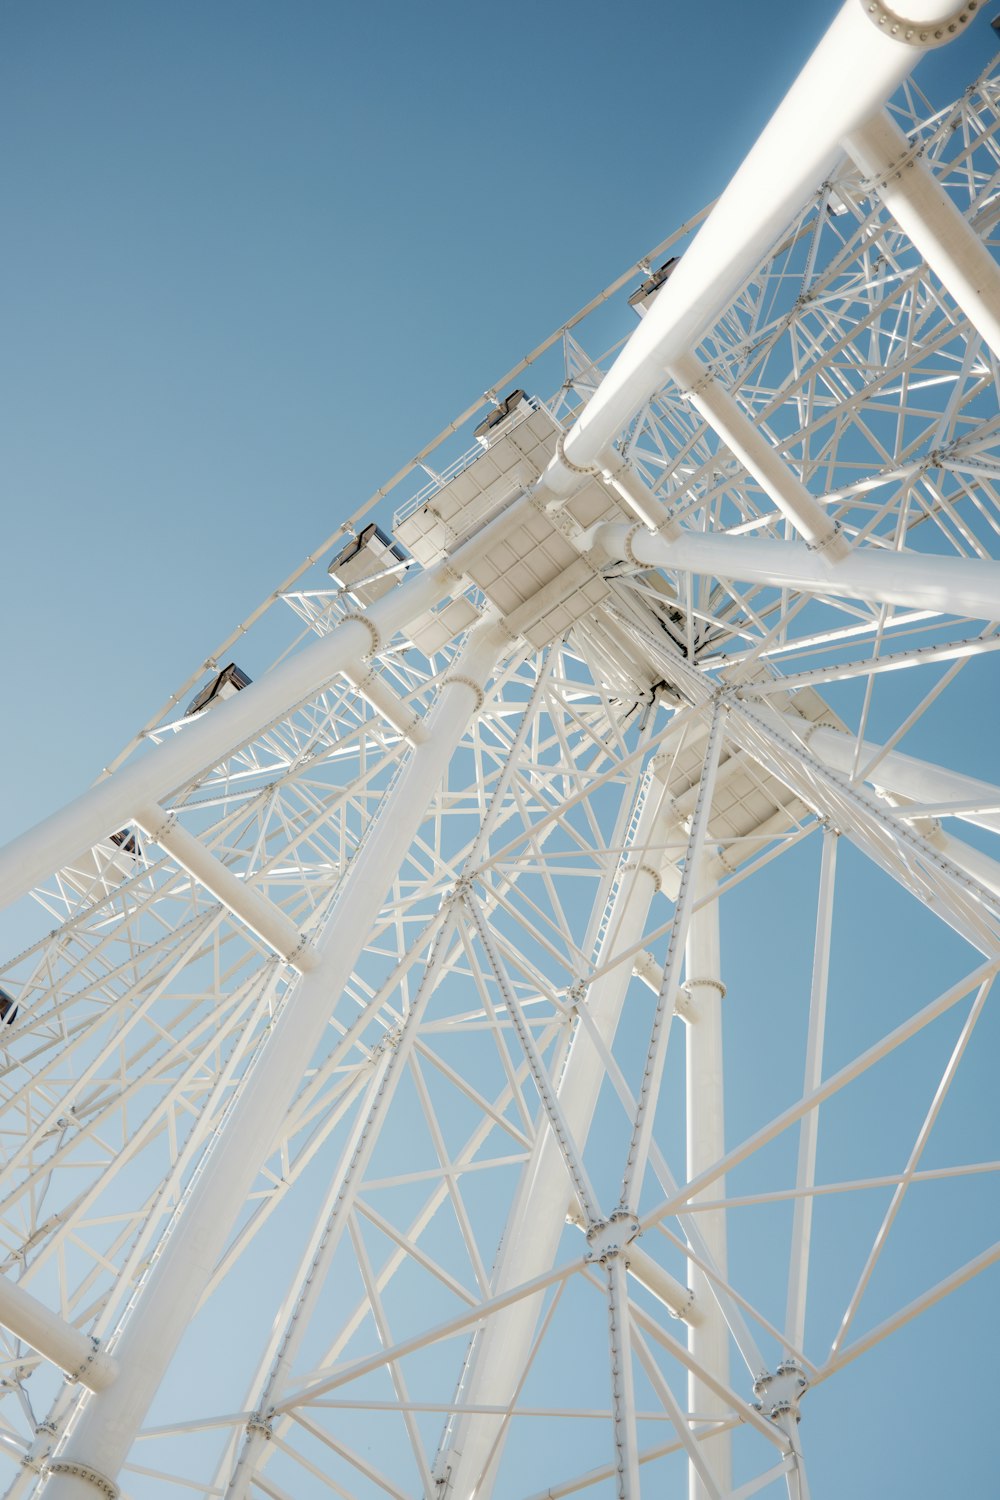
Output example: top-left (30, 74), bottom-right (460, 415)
top-left (186, 663), bottom-right (252, 717)
top-left (110, 828), bottom-right (142, 858)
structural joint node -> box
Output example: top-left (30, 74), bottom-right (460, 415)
top-left (752, 1358), bottom-right (809, 1423)
top-left (245, 1409), bottom-right (274, 1441)
top-left (584, 1210), bottom-right (639, 1264)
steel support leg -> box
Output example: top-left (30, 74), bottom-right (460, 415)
top-left (438, 760), bottom-right (679, 1499)
top-left (684, 857), bottom-right (731, 1500)
top-left (42, 617), bottom-right (507, 1500)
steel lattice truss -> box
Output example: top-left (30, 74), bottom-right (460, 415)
top-left (0, 46), bottom-right (1000, 1500)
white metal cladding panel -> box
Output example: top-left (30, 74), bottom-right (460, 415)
top-left (467, 510), bottom-right (579, 611)
top-left (407, 595), bottom-right (484, 656)
top-left (395, 425), bottom-right (547, 563)
top-left (522, 574), bottom-right (610, 649)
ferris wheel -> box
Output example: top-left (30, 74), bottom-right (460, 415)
top-left (0, 3), bottom-right (999, 1497)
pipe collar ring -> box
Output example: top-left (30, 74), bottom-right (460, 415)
top-left (443, 674), bottom-right (486, 712)
top-left (555, 429), bottom-right (602, 477)
top-left (674, 366), bottom-right (718, 401)
top-left (68, 1336), bottom-right (101, 1384)
top-left (683, 976), bottom-right (727, 999)
top-left (859, 0), bottom-right (978, 46)
top-left (623, 523), bottom-right (647, 568)
top-left (342, 613), bottom-right (382, 659)
top-left (46, 1461), bottom-right (119, 1499)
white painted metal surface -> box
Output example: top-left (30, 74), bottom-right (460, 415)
top-left (0, 8), bottom-right (998, 1500)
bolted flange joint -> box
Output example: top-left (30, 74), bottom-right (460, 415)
top-left (565, 980), bottom-right (588, 1019)
top-left (752, 1358), bottom-right (809, 1423)
top-left (859, 0), bottom-right (978, 47)
top-left (585, 1210), bottom-right (639, 1265)
top-left (20, 1424), bottom-right (56, 1473)
top-left (805, 519), bottom-right (844, 555)
top-left (46, 1460), bottom-right (119, 1498)
top-left (67, 1334), bottom-right (103, 1384)
top-left (371, 1024), bottom-right (404, 1059)
top-left (246, 1409), bottom-right (274, 1441)
top-left (444, 876), bottom-right (474, 907)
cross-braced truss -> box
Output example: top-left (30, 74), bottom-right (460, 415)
top-left (1, 34), bottom-right (1000, 1500)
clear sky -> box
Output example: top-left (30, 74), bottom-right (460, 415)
top-left (2, 4), bottom-right (1000, 1497)
top-left (0, 0), bottom-right (991, 838)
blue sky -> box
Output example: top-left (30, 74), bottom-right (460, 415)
top-left (2, 4), bottom-right (1000, 1495)
top-left (0, 0), bottom-right (990, 839)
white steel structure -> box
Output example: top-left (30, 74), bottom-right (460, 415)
top-left (1, 4), bottom-right (1000, 1496)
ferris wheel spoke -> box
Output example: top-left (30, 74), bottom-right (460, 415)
top-left (827, 972), bottom-right (993, 1358)
top-left (784, 830), bottom-right (838, 1358)
top-left (3, 20), bottom-right (1000, 1499)
top-left (818, 1231), bottom-right (1000, 1384)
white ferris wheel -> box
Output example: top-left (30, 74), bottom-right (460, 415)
top-left (1, 3), bottom-right (1000, 1498)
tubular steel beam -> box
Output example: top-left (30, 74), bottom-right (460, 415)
top-left (134, 801), bottom-right (319, 972)
top-left (667, 351), bottom-right (847, 557)
top-left (846, 108), bottom-right (1000, 359)
top-left (544, 0), bottom-right (975, 490)
top-left (683, 858), bottom-right (732, 1500)
top-left (439, 767), bottom-right (679, 1500)
top-left (0, 564), bottom-right (449, 915)
top-left (594, 523), bottom-right (1000, 621)
top-left (0, 1277), bottom-right (117, 1393)
top-left (43, 617), bottom-right (508, 1500)
top-left (769, 710), bottom-right (1000, 835)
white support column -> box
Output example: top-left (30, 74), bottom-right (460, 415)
top-left (846, 109), bottom-right (1000, 360)
top-left (43, 616), bottom-right (508, 1500)
top-left (620, 705), bottom-right (727, 1215)
top-left (439, 761), bottom-right (680, 1500)
top-left (684, 857), bottom-right (731, 1500)
top-left (606, 1253), bottom-right (641, 1499)
top-left (597, 451), bottom-right (679, 535)
top-left (592, 522), bottom-right (1000, 621)
top-left (0, 1277), bottom-right (117, 1393)
top-left (0, 564), bottom-right (449, 914)
top-left (133, 802), bottom-right (319, 972)
top-left (785, 831), bottom-right (838, 1355)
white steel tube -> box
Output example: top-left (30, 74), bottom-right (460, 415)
top-left (684, 859), bottom-right (731, 1500)
top-left (598, 452), bottom-right (678, 534)
top-left (441, 772), bottom-right (678, 1500)
top-left (606, 1254), bottom-right (641, 1499)
top-left (627, 1244), bottom-right (700, 1326)
top-left (566, 1201), bottom-right (699, 1324)
top-left (44, 616), bottom-right (507, 1500)
top-left (343, 664), bottom-right (427, 743)
top-left (594, 522), bottom-right (1000, 620)
top-left (621, 705), bottom-right (727, 1214)
top-left (546, 0), bottom-right (974, 488)
top-left (927, 826), bottom-right (1000, 900)
top-left (774, 711), bottom-right (1000, 835)
top-left (667, 351), bottom-right (847, 557)
top-left (0, 1276), bottom-right (118, 1393)
top-left (846, 109), bottom-right (1000, 358)
top-left (133, 802), bottom-right (318, 971)
top-left (0, 564), bottom-right (448, 914)
top-left (785, 831), bottom-right (838, 1354)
